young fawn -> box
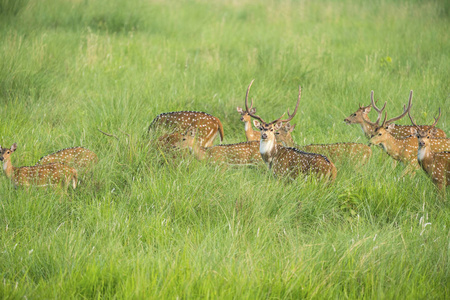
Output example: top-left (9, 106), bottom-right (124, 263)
top-left (1, 143), bottom-right (77, 190)
top-left (345, 90), bottom-right (446, 139)
top-left (36, 147), bottom-right (98, 172)
top-left (148, 111), bottom-right (225, 147)
top-left (409, 109), bottom-right (449, 190)
top-left (176, 128), bottom-right (262, 166)
top-left (245, 80), bottom-right (337, 182)
top-left (275, 123), bottom-right (372, 165)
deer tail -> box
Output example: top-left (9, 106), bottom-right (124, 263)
top-left (72, 169), bottom-right (78, 189)
top-left (217, 119), bottom-right (225, 142)
top-left (329, 162), bottom-right (337, 182)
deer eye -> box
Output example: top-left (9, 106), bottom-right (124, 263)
top-left (378, 133), bottom-right (382, 136)
top-left (275, 132), bottom-right (280, 135)
top-left (352, 114), bottom-right (356, 117)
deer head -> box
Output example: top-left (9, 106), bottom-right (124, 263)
top-left (275, 122), bottom-right (296, 147)
top-left (367, 91), bottom-right (413, 144)
top-left (344, 102), bottom-right (373, 124)
top-left (409, 108), bottom-right (441, 150)
top-left (236, 106), bottom-right (256, 123)
top-left (175, 127), bottom-right (198, 152)
top-left (245, 80), bottom-right (301, 148)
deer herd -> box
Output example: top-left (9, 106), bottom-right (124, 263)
top-left (1, 80), bottom-right (449, 192)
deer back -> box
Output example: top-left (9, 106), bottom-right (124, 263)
top-left (148, 111), bottom-right (224, 147)
top-left (429, 138), bottom-right (450, 153)
top-left (388, 124), bottom-right (447, 139)
top-left (37, 147), bottom-right (98, 171)
top-left (271, 146), bottom-right (337, 182)
top-left (206, 141), bottom-right (262, 165)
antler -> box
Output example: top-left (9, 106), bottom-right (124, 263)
top-left (245, 79), bottom-right (267, 124)
top-left (273, 85), bottom-right (301, 125)
top-left (385, 90), bottom-right (413, 125)
top-left (431, 108), bottom-right (441, 128)
top-left (408, 109), bottom-right (419, 129)
top-left (370, 90), bottom-right (387, 125)
top-left (380, 112), bottom-right (388, 128)
top-left (409, 107), bottom-right (440, 131)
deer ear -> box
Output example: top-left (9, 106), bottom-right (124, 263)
top-left (429, 128), bottom-right (438, 136)
top-left (289, 123), bottom-right (296, 132)
top-left (363, 106), bottom-right (371, 114)
top-left (236, 107), bottom-right (243, 113)
top-left (253, 120), bottom-right (261, 129)
top-left (11, 143), bottom-right (17, 152)
top-left (250, 108), bottom-right (256, 114)
top-left (386, 124), bottom-right (395, 131)
top-left (274, 121), bottom-right (283, 130)
top-left (410, 127), bottom-right (417, 135)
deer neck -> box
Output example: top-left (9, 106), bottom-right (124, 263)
top-left (244, 121), bottom-right (257, 140)
top-left (417, 145), bottom-right (433, 173)
top-left (378, 134), bottom-right (407, 161)
top-left (2, 158), bottom-right (14, 179)
top-left (360, 116), bottom-right (375, 138)
top-left (259, 138), bottom-right (278, 169)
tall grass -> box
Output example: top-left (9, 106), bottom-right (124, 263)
top-left (0, 0), bottom-right (448, 298)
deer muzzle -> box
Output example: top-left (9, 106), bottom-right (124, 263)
top-left (261, 133), bottom-right (268, 140)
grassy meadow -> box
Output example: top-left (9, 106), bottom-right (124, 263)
top-left (0, 0), bottom-right (449, 298)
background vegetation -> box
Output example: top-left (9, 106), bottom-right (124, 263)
top-left (0, 0), bottom-right (448, 298)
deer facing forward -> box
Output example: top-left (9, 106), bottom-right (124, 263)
top-left (1, 143), bottom-right (77, 190)
top-left (245, 80), bottom-right (337, 182)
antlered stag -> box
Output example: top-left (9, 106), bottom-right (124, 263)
top-left (345, 91), bottom-right (446, 139)
top-left (245, 80), bottom-right (337, 182)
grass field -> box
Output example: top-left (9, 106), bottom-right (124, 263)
top-left (0, 0), bottom-right (449, 298)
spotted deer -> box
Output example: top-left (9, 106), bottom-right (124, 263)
top-left (369, 91), bottom-right (446, 138)
top-left (345, 91), bottom-right (446, 139)
top-left (245, 80), bottom-right (337, 182)
top-left (344, 99), bottom-right (380, 139)
top-left (409, 109), bottom-right (449, 190)
top-left (36, 147), bottom-right (98, 172)
top-left (368, 110), bottom-right (449, 175)
top-left (275, 123), bottom-right (372, 165)
top-left (1, 143), bottom-right (77, 190)
top-left (148, 111), bottom-right (225, 147)
top-left (237, 102), bottom-right (261, 141)
top-left (176, 128), bottom-right (262, 165)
